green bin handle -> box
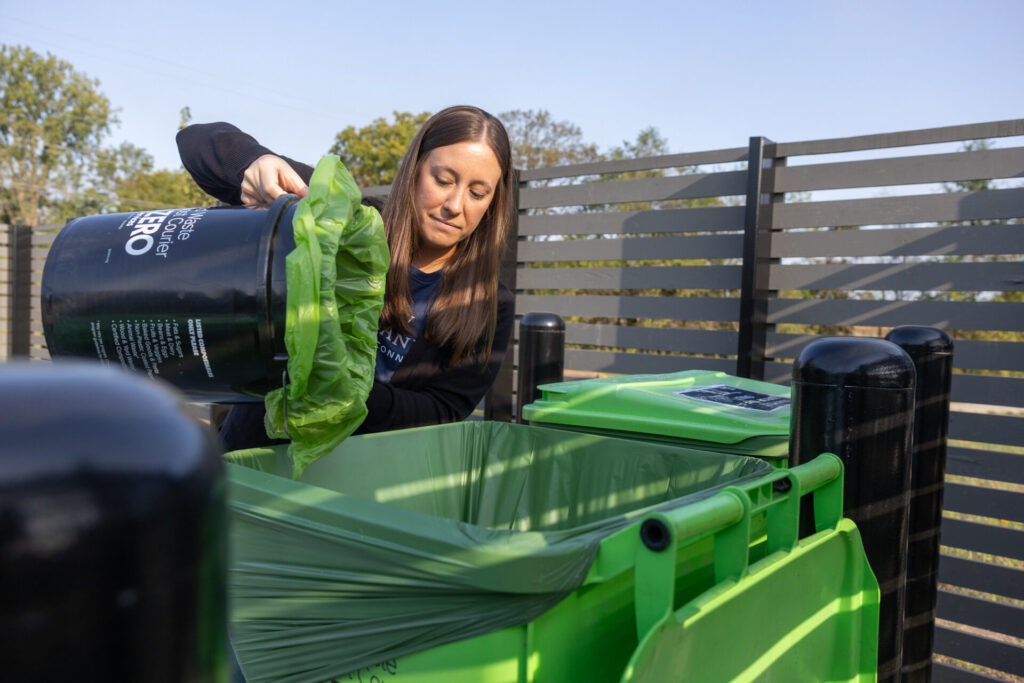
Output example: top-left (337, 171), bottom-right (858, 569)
top-left (633, 453), bottom-right (843, 641)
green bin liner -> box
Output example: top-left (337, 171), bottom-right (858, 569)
top-left (224, 421), bottom-right (775, 682)
top-left (262, 156), bottom-right (389, 478)
top-left (522, 370), bottom-right (791, 462)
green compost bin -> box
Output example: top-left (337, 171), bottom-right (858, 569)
top-left (522, 370), bottom-right (792, 465)
top-left (224, 421), bottom-right (879, 683)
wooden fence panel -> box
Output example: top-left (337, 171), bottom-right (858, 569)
top-left (772, 146), bottom-right (1024, 193)
top-left (770, 224), bottom-right (1024, 259)
top-left (518, 233), bottom-right (744, 262)
top-left (772, 188), bottom-right (1024, 229)
top-left (517, 205), bottom-right (746, 236)
top-left (517, 264), bottom-right (742, 291)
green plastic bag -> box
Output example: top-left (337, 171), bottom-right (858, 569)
top-left (225, 422), bottom-right (774, 682)
top-left (263, 156), bottom-right (389, 477)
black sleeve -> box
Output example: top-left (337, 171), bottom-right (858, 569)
top-left (175, 122), bottom-right (314, 205)
top-left (357, 283), bottom-right (515, 433)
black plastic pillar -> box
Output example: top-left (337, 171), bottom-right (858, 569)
top-left (0, 363), bottom-right (227, 682)
top-left (789, 337), bottom-right (916, 683)
top-left (516, 312), bottom-right (565, 422)
top-left (885, 327), bottom-right (954, 683)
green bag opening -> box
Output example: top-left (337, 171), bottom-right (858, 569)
top-left (262, 156), bottom-right (389, 478)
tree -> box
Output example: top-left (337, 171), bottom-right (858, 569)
top-left (0, 44), bottom-right (118, 225)
top-left (606, 125), bottom-right (671, 165)
top-left (329, 111), bottom-right (432, 187)
top-left (90, 142), bottom-right (210, 213)
top-left (499, 109), bottom-right (602, 170)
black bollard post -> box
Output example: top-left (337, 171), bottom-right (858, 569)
top-left (516, 312), bottom-right (565, 422)
top-left (0, 363), bottom-right (227, 682)
top-left (789, 338), bottom-right (916, 683)
top-left (885, 327), bottom-right (954, 683)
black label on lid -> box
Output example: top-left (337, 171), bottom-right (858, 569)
top-left (674, 385), bottom-right (790, 412)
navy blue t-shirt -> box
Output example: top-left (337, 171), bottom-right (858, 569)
top-left (375, 267), bottom-right (442, 383)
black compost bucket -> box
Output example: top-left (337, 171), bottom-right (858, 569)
top-left (42, 195), bottom-right (298, 402)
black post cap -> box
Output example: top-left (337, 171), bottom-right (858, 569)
top-left (793, 337), bottom-right (915, 389)
top-left (0, 362), bottom-right (226, 681)
top-left (885, 326), bottom-right (954, 359)
top-left (520, 312), bottom-right (565, 330)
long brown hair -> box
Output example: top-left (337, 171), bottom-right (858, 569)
top-left (380, 106), bottom-right (515, 365)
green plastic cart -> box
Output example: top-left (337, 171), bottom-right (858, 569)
top-left (522, 370), bottom-right (792, 465)
top-left (225, 421), bottom-right (878, 682)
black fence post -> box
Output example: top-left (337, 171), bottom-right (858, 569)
top-left (485, 169), bottom-right (520, 422)
top-left (6, 224), bottom-right (32, 358)
top-left (515, 312), bottom-right (565, 422)
top-left (789, 337), bottom-right (916, 683)
top-left (0, 362), bottom-right (227, 681)
top-left (736, 138), bottom-right (783, 380)
top-left (885, 327), bottom-right (954, 683)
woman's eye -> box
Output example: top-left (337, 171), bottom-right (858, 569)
top-left (470, 190), bottom-right (487, 200)
top-left (434, 175), bottom-right (453, 186)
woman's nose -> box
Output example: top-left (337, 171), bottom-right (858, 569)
top-left (442, 189), bottom-right (463, 215)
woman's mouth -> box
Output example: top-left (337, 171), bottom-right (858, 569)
top-left (431, 216), bottom-right (460, 232)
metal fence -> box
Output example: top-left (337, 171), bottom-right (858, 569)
top-left (3, 118), bottom-right (1023, 681)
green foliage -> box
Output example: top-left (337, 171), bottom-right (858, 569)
top-left (499, 109), bottom-right (602, 170)
top-left (0, 44), bottom-right (117, 225)
top-left (328, 111), bottom-right (431, 187)
top-left (0, 45), bottom-right (210, 224)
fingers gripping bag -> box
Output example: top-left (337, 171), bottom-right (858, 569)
top-left (262, 155), bottom-right (389, 477)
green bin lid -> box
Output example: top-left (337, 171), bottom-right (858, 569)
top-left (522, 370), bottom-right (791, 458)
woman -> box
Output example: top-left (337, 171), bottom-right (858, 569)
top-left (176, 106), bottom-right (516, 449)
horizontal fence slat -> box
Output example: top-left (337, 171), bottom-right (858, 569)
top-left (516, 294), bottom-right (741, 322)
top-left (944, 483), bottom-right (1024, 524)
top-left (520, 171), bottom-right (748, 209)
top-left (773, 147), bottom-right (1024, 193)
top-left (518, 234), bottom-right (744, 262)
top-left (566, 323), bottom-right (737, 356)
top-left (950, 339), bottom-right (1024, 373)
top-left (772, 119), bottom-right (1024, 157)
top-left (764, 333), bottom-right (1024, 375)
top-left (564, 348), bottom-right (734, 376)
top-left (940, 517), bottom-right (1024, 561)
top-left (771, 224), bottom-right (1024, 259)
top-left (769, 261), bottom-right (1024, 293)
top-left (517, 206), bottom-right (746, 237)
top-left (938, 554), bottom-right (1024, 601)
top-left (951, 374), bottom-right (1024, 410)
top-left (768, 298), bottom-right (1024, 332)
top-left (772, 188), bottom-right (1024, 229)
top-left (933, 625), bottom-right (1024, 677)
top-left (946, 446), bottom-right (1024, 486)
top-left (518, 147), bottom-right (749, 182)
top-left (762, 360), bottom-right (797, 384)
top-left (949, 412), bottom-right (1023, 447)
top-left (937, 588), bottom-right (1024, 639)
top-left (931, 660), bottom-right (1006, 683)
top-left (765, 332), bottom-right (878, 362)
top-left (517, 265), bottom-right (742, 291)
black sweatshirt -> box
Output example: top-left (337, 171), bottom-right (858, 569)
top-left (176, 122), bottom-right (514, 444)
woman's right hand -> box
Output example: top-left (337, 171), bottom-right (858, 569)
top-left (240, 154), bottom-right (309, 208)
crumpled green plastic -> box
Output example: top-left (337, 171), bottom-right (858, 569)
top-left (262, 155), bottom-right (389, 478)
top-left (224, 421), bottom-right (775, 683)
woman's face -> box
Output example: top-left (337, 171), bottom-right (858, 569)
top-left (412, 140), bottom-right (502, 271)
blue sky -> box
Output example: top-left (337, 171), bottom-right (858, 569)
top-left (2, 0), bottom-right (1022, 171)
